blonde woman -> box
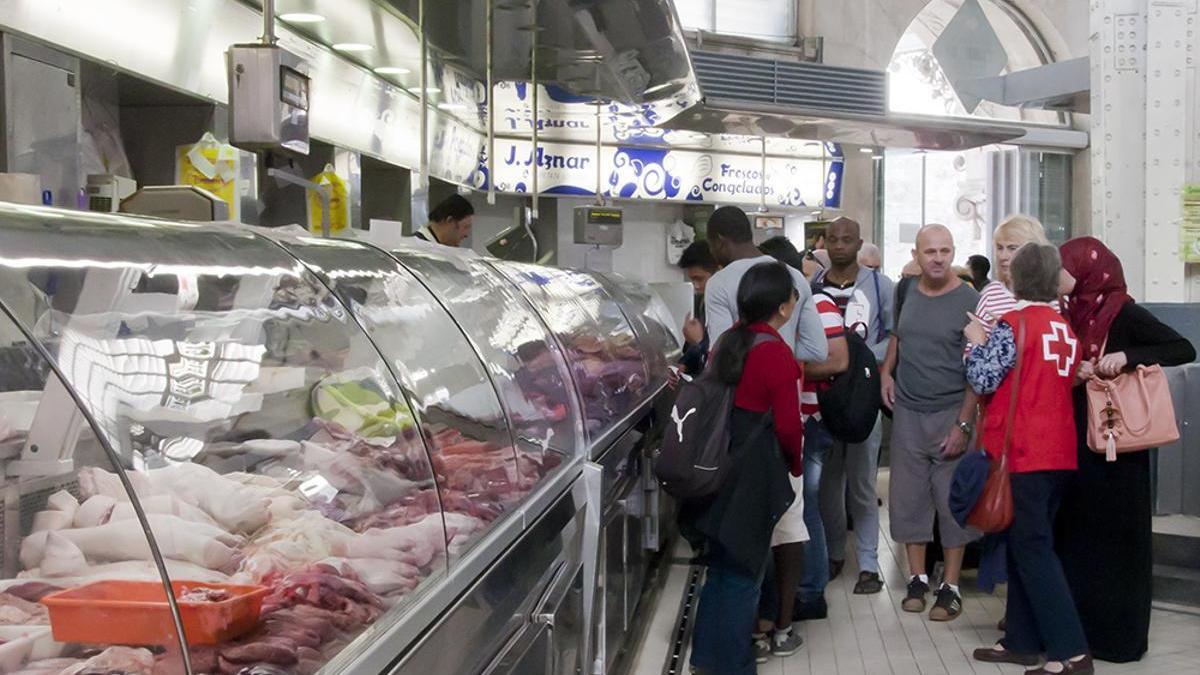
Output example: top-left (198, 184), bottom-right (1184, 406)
top-left (972, 215), bottom-right (1051, 333)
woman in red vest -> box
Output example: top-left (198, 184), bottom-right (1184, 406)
top-left (963, 243), bottom-right (1093, 675)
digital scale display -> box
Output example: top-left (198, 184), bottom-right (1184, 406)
top-left (280, 66), bottom-right (310, 111)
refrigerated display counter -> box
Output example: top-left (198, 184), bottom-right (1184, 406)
top-left (0, 204), bottom-right (677, 675)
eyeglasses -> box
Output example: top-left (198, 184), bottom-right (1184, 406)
top-left (792, 288), bottom-right (800, 301)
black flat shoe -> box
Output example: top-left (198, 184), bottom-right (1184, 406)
top-left (829, 558), bottom-right (845, 581)
top-left (853, 571), bottom-right (883, 594)
top-left (792, 596), bottom-right (828, 621)
top-left (973, 644), bottom-right (1039, 666)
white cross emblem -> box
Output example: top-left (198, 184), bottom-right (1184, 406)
top-left (1042, 322), bottom-right (1078, 377)
top-left (671, 405), bottom-right (697, 443)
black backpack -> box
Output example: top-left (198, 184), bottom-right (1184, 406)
top-left (817, 328), bottom-right (882, 443)
top-left (655, 333), bottom-right (776, 500)
top-left (813, 271), bottom-right (887, 442)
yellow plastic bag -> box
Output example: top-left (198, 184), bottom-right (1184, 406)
top-left (307, 164), bottom-right (350, 235)
top-left (175, 132), bottom-right (241, 221)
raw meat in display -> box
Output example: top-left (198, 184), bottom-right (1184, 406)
top-left (22, 558), bottom-right (231, 585)
top-left (333, 518), bottom-right (442, 569)
top-left (301, 440), bottom-right (421, 515)
top-left (20, 515), bottom-right (242, 571)
top-left (110, 495), bottom-right (221, 528)
top-left (0, 591), bottom-right (49, 624)
top-left (72, 495), bottom-right (116, 528)
top-left (145, 464), bottom-right (273, 535)
top-left (30, 510), bottom-right (72, 533)
top-left (45, 491), bottom-right (79, 521)
top-left (78, 465), bottom-right (273, 535)
top-left (235, 511), bottom-right (353, 582)
top-left (442, 512), bottom-right (488, 557)
top-left (60, 646), bottom-right (155, 675)
top-left (2, 581), bottom-right (63, 602)
top-left (78, 467), bottom-right (152, 502)
top-left (35, 532), bottom-right (86, 578)
top-left (318, 557), bottom-right (422, 598)
top-left (309, 419), bottom-right (433, 481)
top-left (346, 489), bottom-right (439, 531)
top-left (219, 639), bottom-right (299, 669)
top-left (10, 658), bottom-right (84, 675)
top-left (178, 586), bottom-right (232, 603)
top-left (261, 563), bottom-right (383, 630)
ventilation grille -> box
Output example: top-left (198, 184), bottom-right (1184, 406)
top-left (691, 50), bottom-right (887, 116)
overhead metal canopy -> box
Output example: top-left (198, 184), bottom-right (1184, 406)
top-left (954, 57), bottom-right (1091, 114)
top-left (660, 98), bottom-right (1035, 150)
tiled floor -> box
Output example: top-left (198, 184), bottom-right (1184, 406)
top-left (630, 507), bottom-right (1200, 675)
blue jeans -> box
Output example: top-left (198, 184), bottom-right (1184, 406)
top-left (797, 419), bottom-right (832, 603)
top-left (691, 546), bottom-right (763, 675)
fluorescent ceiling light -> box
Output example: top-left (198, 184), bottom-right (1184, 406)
top-left (859, 147), bottom-right (874, 153)
top-left (437, 103), bottom-right (468, 111)
top-left (408, 87), bottom-right (441, 94)
top-left (332, 43), bottom-right (373, 53)
top-left (374, 66), bottom-right (411, 75)
top-left (279, 13), bottom-right (325, 23)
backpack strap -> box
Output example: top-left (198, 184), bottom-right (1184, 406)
top-left (894, 276), bottom-right (913, 326)
top-left (871, 269), bottom-right (888, 343)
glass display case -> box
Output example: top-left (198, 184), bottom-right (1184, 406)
top-left (0, 205), bottom-right (673, 674)
top-left (488, 261), bottom-right (651, 443)
top-left (388, 243), bottom-right (584, 460)
top-left (595, 272), bottom-right (681, 391)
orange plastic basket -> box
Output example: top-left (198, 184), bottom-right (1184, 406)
top-left (40, 580), bottom-right (268, 646)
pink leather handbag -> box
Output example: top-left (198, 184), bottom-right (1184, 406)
top-left (1086, 364), bottom-right (1179, 461)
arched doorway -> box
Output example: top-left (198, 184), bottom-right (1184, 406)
top-left (880, 0), bottom-right (1077, 279)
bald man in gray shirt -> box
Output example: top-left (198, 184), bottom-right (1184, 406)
top-left (880, 224), bottom-right (980, 624)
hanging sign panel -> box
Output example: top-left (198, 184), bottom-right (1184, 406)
top-left (475, 139), bottom-right (844, 208)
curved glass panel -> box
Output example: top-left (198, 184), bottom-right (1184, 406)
top-left (389, 244), bottom-right (583, 459)
top-left (489, 261), bottom-right (650, 440)
top-left (273, 234), bottom-right (562, 559)
top-left (0, 206), bottom-right (446, 672)
top-left (596, 272), bottom-right (681, 390)
top-left (0, 307), bottom-right (192, 670)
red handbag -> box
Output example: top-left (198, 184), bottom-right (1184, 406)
top-left (967, 319), bottom-right (1024, 534)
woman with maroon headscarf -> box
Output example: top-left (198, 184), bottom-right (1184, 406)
top-left (1055, 237), bottom-right (1195, 663)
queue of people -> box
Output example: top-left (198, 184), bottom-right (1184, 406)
top-left (674, 207), bottom-right (1195, 675)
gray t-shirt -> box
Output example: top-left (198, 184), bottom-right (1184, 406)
top-left (895, 281), bottom-right (980, 412)
top-left (705, 255), bottom-right (829, 363)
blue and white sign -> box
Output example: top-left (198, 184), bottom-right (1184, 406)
top-left (475, 139), bottom-right (844, 209)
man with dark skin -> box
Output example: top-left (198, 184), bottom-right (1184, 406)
top-left (801, 217), bottom-right (894, 606)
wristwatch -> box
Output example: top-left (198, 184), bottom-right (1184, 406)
top-left (957, 420), bottom-right (974, 436)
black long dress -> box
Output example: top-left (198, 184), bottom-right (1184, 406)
top-left (1054, 303), bottom-right (1195, 663)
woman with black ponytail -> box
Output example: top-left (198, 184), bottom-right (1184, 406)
top-left (689, 261), bottom-right (806, 675)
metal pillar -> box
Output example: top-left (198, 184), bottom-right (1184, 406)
top-left (1092, 0), bottom-right (1195, 301)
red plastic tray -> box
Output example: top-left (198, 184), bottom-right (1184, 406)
top-left (41, 580), bottom-right (268, 646)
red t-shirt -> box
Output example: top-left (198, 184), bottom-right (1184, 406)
top-left (734, 323), bottom-right (805, 476)
top-left (800, 293), bottom-right (846, 421)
